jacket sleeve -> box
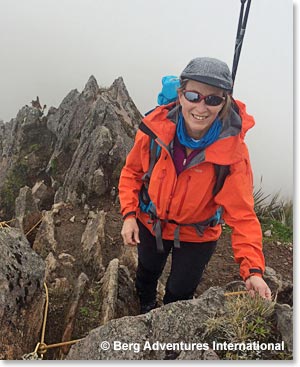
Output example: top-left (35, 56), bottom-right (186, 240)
top-left (214, 152), bottom-right (265, 281)
top-left (118, 130), bottom-right (150, 220)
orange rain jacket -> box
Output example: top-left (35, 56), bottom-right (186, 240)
top-left (118, 100), bottom-right (265, 280)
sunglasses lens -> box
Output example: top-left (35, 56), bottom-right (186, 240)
top-left (205, 96), bottom-right (224, 106)
top-left (184, 91), bottom-right (224, 106)
top-left (184, 91), bottom-right (200, 103)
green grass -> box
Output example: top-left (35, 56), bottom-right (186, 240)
top-left (201, 293), bottom-right (291, 360)
top-left (79, 307), bottom-right (90, 317)
top-left (261, 219), bottom-right (293, 243)
top-left (253, 182), bottom-right (293, 243)
top-left (254, 185), bottom-right (293, 229)
top-left (50, 158), bottom-right (58, 175)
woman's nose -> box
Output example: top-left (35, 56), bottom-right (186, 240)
top-left (195, 99), bottom-right (208, 111)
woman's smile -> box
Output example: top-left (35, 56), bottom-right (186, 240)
top-left (191, 113), bottom-right (209, 121)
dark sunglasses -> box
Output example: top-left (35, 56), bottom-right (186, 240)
top-left (183, 90), bottom-right (225, 106)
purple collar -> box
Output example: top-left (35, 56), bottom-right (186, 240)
top-left (173, 135), bottom-right (202, 175)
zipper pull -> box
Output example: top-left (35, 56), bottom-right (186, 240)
top-left (183, 158), bottom-right (187, 166)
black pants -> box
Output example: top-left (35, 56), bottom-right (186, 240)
top-left (135, 220), bottom-right (217, 305)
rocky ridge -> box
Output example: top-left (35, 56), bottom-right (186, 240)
top-left (0, 76), bottom-right (293, 360)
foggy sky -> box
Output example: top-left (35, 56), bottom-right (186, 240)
top-left (0, 0), bottom-right (293, 199)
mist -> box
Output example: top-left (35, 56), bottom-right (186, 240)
top-left (0, 0), bottom-right (293, 199)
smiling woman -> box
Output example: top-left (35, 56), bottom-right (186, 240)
top-left (177, 58), bottom-right (232, 140)
top-left (178, 81), bottom-right (226, 140)
top-left (119, 56), bottom-right (272, 315)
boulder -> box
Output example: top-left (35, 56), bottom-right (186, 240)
top-left (32, 180), bottom-right (55, 210)
top-left (45, 251), bottom-right (58, 280)
top-left (99, 258), bottom-right (119, 325)
top-left (80, 210), bottom-right (106, 276)
top-left (58, 272), bottom-right (89, 358)
top-left (0, 228), bottom-right (45, 359)
top-left (66, 287), bottom-right (225, 360)
top-left (264, 230), bottom-right (272, 237)
top-left (275, 303), bottom-right (293, 352)
top-left (14, 185), bottom-right (41, 237)
top-left (33, 211), bottom-right (57, 258)
top-left (264, 266), bottom-right (283, 295)
top-left (99, 259), bottom-right (139, 325)
top-left (119, 246), bottom-right (138, 278)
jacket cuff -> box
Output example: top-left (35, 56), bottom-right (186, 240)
top-left (244, 268), bottom-right (263, 281)
top-left (123, 211), bottom-right (137, 221)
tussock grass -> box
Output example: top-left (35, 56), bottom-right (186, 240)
top-left (201, 293), bottom-right (291, 360)
top-left (253, 179), bottom-right (293, 243)
top-left (254, 179), bottom-right (293, 229)
top-left (203, 293), bottom-right (275, 344)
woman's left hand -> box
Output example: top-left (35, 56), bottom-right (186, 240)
top-left (245, 276), bottom-right (272, 300)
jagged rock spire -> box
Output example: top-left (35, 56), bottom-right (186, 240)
top-left (83, 75), bottom-right (99, 100)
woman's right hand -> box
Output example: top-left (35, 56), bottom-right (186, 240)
top-left (121, 217), bottom-right (140, 246)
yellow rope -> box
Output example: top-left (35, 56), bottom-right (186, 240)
top-left (37, 339), bottom-right (84, 355)
top-left (224, 290), bottom-right (248, 297)
top-left (24, 282), bottom-right (83, 359)
top-left (25, 217), bottom-right (43, 236)
top-left (39, 282), bottom-right (49, 358)
top-left (0, 219), bottom-right (15, 229)
top-left (0, 216), bottom-right (42, 234)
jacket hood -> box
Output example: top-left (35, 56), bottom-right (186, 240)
top-left (234, 99), bottom-right (256, 139)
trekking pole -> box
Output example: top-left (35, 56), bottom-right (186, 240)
top-left (231, 0), bottom-right (252, 91)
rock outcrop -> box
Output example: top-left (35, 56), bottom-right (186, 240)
top-left (0, 76), bottom-right (141, 219)
top-left (0, 107), bottom-right (55, 218)
top-left (67, 287), bottom-right (224, 360)
top-left (99, 258), bottom-right (139, 325)
top-left (14, 185), bottom-right (42, 239)
top-left (275, 303), bottom-right (293, 352)
top-left (46, 76), bottom-right (141, 205)
top-left (0, 228), bottom-right (45, 359)
top-left (80, 210), bottom-right (106, 276)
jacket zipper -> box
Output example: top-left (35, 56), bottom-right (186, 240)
top-left (166, 176), bottom-right (177, 217)
top-left (157, 169), bottom-right (167, 210)
top-left (177, 175), bottom-right (191, 216)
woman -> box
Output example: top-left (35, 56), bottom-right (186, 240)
top-left (118, 57), bottom-right (271, 313)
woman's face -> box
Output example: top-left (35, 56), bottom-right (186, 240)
top-left (178, 80), bottom-right (225, 139)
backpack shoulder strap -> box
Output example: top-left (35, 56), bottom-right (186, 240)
top-left (139, 121), bottom-right (157, 140)
top-left (148, 139), bottom-right (161, 178)
top-left (213, 164), bottom-right (230, 196)
top-left (139, 122), bottom-right (161, 183)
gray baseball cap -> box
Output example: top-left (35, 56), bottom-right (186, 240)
top-left (180, 57), bottom-right (233, 91)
